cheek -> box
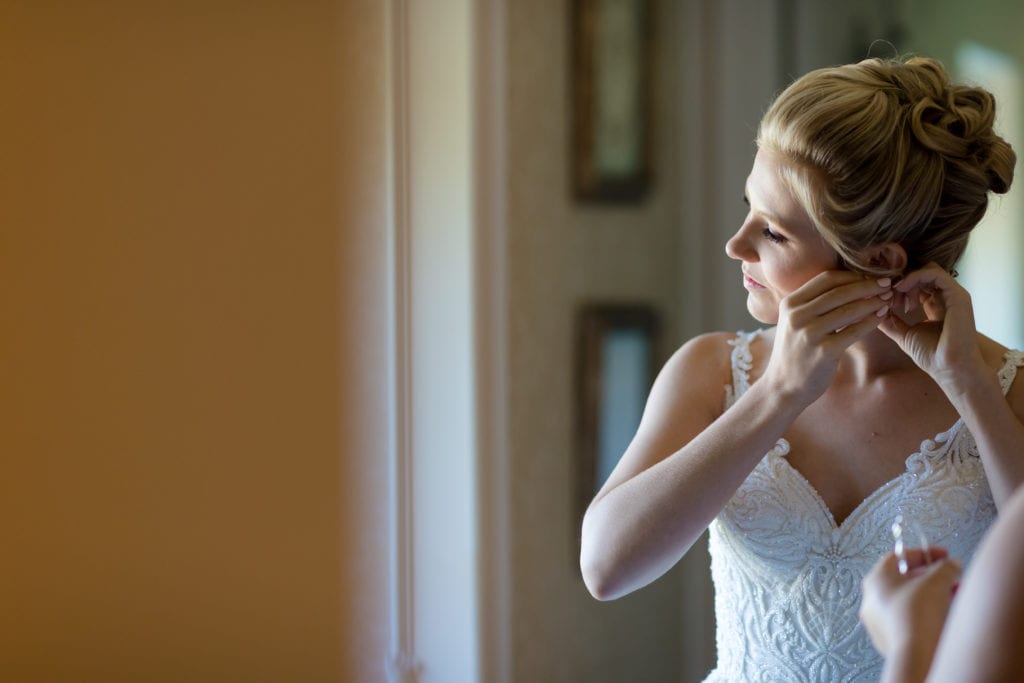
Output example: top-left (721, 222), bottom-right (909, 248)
top-left (768, 263), bottom-right (816, 295)
top-left (770, 254), bottom-right (832, 295)
top-left (776, 272), bottom-right (814, 296)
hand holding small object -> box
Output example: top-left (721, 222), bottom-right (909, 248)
top-left (891, 513), bottom-right (932, 575)
top-left (860, 535), bottom-right (961, 682)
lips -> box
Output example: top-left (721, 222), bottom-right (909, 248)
top-left (743, 270), bottom-right (767, 290)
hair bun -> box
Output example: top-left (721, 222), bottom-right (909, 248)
top-left (907, 75), bottom-right (1015, 194)
top-left (909, 95), bottom-right (974, 158)
top-left (757, 55), bottom-right (1016, 276)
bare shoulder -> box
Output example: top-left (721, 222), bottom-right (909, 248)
top-left (670, 331), bottom-right (736, 365)
top-left (976, 332), bottom-right (1013, 368)
top-left (594, 331), bottom-right (741, 493)
top-left (591, 329), bottom-right (770, 501)
top-left (658, 331), bottom-right (737, 393)
top-left (648, 330), bottom-right (769, 422)
top-left (977, 333), bottom-right (1024, 413)
top-left (668, 327), bottom-right (776, 384)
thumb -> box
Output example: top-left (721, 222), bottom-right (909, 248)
top-left (878, 313), bottom-right (910, 344)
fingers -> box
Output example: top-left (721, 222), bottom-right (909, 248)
top-left (783, 271), bottom-right (894, 339)
top-left (786, 270), bottom-right (866, 303)
top-left (860, 550), bottom-right (961, 660)
top-left (830, 302), bottom-right (890, 345)
top-left (788, 271), bottom-right (893, 311)
top-left (896, 263), bottom-right (971, 313)
top-left (894, 262), bottom-right (956, 294)
top-left (868, 547), bottom-right (952, 584)
top-left (902, 546), bottom-right (950, 572)
top-left (909, 556), bottom-right (963, 598)
top-left (876, 311), bottom-right (910, 343)
top-left (925, 557), bottom-right (962, 586)
top-left (867, 551), bottom-right (902, 583)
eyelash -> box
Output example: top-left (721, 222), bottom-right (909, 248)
top-left (743, 195), bottom-right (787, 244)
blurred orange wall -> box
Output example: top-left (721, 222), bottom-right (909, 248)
top-left (0, 1), bottom-right (389, 680)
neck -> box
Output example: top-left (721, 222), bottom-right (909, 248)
top-left (836, 308), bottom-right (926, 384)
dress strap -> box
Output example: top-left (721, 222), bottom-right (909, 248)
top-left (723, 330), bottom-right (761, 409)
top-left (997, 350), bottom-right (1024, 395)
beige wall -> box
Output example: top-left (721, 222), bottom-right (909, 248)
top-left (1, 2), bottom-right (389, 681)
top-left (505, 1), bottom-right (713, 680)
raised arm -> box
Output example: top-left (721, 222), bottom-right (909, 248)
top-left (580, 272), bottom-right (892, 600)
top-left (579, 331), bottom-right (801, 600)
top-left (880, 264), bottom-right (1024, 508)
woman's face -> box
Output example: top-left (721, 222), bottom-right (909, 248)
top-left (725, 148), bottom-right (840, 324)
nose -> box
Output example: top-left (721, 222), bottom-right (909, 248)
top-left (725, 220), bottom-right (756, 262)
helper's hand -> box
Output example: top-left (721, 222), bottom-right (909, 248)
top-left (761, 270), bottom-right (893, 404)
top-left (860, 547), bottom-right (961, 675)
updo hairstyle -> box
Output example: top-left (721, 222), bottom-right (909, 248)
top-left (757, 56), bottom-right (1016, 276)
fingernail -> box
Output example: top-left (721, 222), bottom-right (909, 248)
top-left (880, 290), bottom-right (894, 300)
top-left (877, 277), bottom-right (892, 287)
top-left (876, 304), bottom-right (889, 317)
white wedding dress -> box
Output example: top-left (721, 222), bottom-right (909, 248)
top-left (702, 330), bottom-right (1024, 682)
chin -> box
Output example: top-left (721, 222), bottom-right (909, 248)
top-left (746, 300), bottom-right (780, 325)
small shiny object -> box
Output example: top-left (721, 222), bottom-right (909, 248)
top-left (892, 513), bottom-right (932, 575)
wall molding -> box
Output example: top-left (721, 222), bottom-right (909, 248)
top-left (473, 1), bottom-right (511, 682)
top-left (386, 1), bottom-right (510, 680)
top-left (385, 0), bottom-right (421, 681)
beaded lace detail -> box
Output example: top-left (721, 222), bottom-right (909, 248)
top-left (703, 330), bottom-right (1024, 683)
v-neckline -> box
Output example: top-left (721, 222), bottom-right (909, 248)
top-left (769, 416), bottom-right (965, 531)
top-left (728, 332), bottom-right (1024, 531)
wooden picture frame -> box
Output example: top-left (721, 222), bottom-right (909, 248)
top-left (575, 304), bottom-right (659, 527)
top-left (571, 0), bottom-right (653, 202)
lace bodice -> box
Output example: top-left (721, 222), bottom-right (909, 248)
top-left (703, 330), bottom-right (1024, 683)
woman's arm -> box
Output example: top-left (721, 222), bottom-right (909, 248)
top-left (880, 264), bottom-right (1024, 507)
top-left (580, 332), bottom-right (804, 600)
top-left (581, 272), bottom-right (891, 600)
top-left (943, 363), bottom-right (1024, 508)
top-left (927, 485), bottom-right (1024, 682)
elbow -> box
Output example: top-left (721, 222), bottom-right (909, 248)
top-left (581, 562), bottom-right (617, 601)
top-left (580, 543), bottom-right (629, 601)
top-left (579, 501), bottom-right (641, 601)
top-left (580, 506), bottom-right (637, 601)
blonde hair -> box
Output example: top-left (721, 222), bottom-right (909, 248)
top-left (757, 56), bottom-right (1016, 276)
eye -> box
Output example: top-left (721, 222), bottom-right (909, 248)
top-left (762, 226), bottom-right (786, 244)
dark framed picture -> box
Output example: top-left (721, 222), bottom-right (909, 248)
top-left (575, 304), bottom-right (659, 525)
top-left (571, 0), bottom-right (653, 202)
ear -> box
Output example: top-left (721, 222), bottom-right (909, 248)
top-left (863, 243), bottom-right (907, 274)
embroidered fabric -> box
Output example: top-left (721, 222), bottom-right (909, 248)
top-left (703, 330), bottom-right (1024, 683)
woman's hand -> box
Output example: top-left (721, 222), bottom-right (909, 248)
top-left (761, 271), bottom-right (892, 404)
top-left (879, 263), bottom-right (986, 394)
top-left (860, 547), bottom-right (961, 683)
